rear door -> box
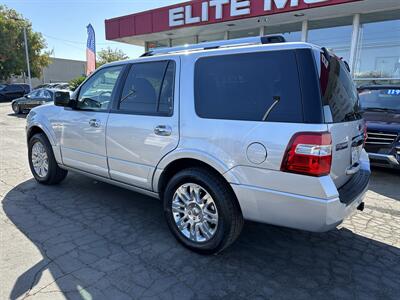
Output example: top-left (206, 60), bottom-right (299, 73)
top-left (319, 50), bottom-right (365, 187)
top-left (106, 58), bottom-right (179, 190)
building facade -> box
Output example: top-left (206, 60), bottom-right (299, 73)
top-left (105, 0), bottom-right (400, 85)
top-left (8, 57), bottom-right (86, 87)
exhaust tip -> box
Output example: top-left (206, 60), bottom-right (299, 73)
top-left (357, 202), bottom-right (365, 212)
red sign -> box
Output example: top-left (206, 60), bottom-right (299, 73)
top-left (105, 0), bottom-right (360, 40)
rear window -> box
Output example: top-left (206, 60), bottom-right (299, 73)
top-left (359, 89), bottom-right (400, 111)
top-left (319, 52), bottom-right (361, 123)
top-left (194, 50), bottom-right (303, 122)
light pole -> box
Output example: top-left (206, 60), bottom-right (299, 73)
top-left (12, 17), bottom-right (32, 89)
top-left (22, 27), bottom-right (32, 89)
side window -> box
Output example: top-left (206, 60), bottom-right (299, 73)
top-left (77, 65), bottom-right (124, 111)
top-left (43, 90), bottom-right (52, 100)
top-left (119, 61), bottom-right (175, 116)
top-left (194, 51), bottom-right (303, 123)
top-left (28, 90), bottom-right (40, 98)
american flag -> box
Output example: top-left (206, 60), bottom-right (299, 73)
top-left (86, 24), bottom-right (96, 75)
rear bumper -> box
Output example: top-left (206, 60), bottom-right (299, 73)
top-left (230, 164), bottom-right (370, 232)
top-left (368, 153), bottom-right (400, 169)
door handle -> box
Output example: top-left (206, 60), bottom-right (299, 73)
top-left (89, 119), bottom-right (100, 128)
top-left (154, 125), bottom-right (172, 136)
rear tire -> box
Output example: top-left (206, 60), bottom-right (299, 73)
top-left (28, 133), bottom-right (68, 185)
top-left (12, 103), bottom-right (21, 114)
top-left (163, 167), bottom-right (243, 254)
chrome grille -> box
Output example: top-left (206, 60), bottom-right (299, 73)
top-left (366, 131), bottom-right (398, 145)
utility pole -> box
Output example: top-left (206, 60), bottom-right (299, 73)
top-left (11, 17), bottom-right (32, 89)
top-left (23, 27), bottom-right (32, 89)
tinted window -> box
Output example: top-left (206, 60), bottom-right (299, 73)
top-left (194, 51), bottom-right (303, 122)
top-left (77, 65), bottom-right (123, 110)
top-left (28, 90), bottom-right (40, 98)
top-left (42, 90), bottom-right (52, 100)
top-left (119, 61), bottom-right (175, 115)
top-left (5, 85), bottom-right (23, 92)
top-left (359, 89), bottom-right (400, 111)
top-left (320, 52), bottom-right (361, 122)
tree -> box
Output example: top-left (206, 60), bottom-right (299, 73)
top-left (96, 47), bottom-right (128, 67)
top-left (68, 75), bottom-right (86, 91)
top-left (0, 5), bottom-right (51, 81)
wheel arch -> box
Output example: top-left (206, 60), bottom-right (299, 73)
top-left (27, 124), bottom-right (55, 146)
top-left (154, 152), bottom-right (241, 209)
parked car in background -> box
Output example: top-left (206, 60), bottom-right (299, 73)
top-left (26, 36), bottom-right (370, 254)
top-left (359, 85), bottom-right (400, 169)
top-left (34, 83), bottom-right (70, 90)
top-left (0, 84), bottom-right (30, 102)
top-left (11, 88), bottom-right (66, 114)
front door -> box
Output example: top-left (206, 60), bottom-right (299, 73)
top-left (60, 65), bottom-right (125, 177)
top-left (106, 58), bottom-right (179, 190)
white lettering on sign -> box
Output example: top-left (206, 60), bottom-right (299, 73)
top-left (169, 7), bottom-right (184, 26)
top-left (185, 5), bottom-right (200, 24)
top-left (209, 0), bottom-right (230, 19)
top-left (169, 0), bottom-right (331, 27)
top-left (231, 0), bottom-right (250, 17)
top-left (202, 2), bottom-right (209, 21)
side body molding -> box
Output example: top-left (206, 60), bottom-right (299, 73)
top-left (152, 149), bottom-right (240, 192)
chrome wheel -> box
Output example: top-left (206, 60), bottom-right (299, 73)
top-left (172, 183), bottom-right (218, 243)
top-left (31, 141), bottom-right (49, 178)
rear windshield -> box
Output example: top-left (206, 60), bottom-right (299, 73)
top-left (194, 50), bottom-right (303, 123)
top-left (359, 89), bottom-right (400, 111)
top-left (319, 51), bottom-right (361, 123)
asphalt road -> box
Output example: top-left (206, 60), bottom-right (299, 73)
top-left (0, 102), bottom-right (399, 300)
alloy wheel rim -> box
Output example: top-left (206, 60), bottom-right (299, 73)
top-left (31, 141), bottom-right (49, 178)
top-left (13, 103), bottom-right (18, 112)
top-left (172, 183), bottom-right (218, 243)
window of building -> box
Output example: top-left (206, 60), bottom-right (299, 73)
top-left (264, 22), bottom-right (301, 42)
top-left (171, 36), bottom-right (196, 47)
top-left (198, 32), bottom-right (225, 43)
top-left (228, 27), bottom-right (260, 39)
top-left (147, 39), bottom-right (170, 50)
top-left (194, 51), bottom-right (303, 122)
top-left (354, 11), bottom-right (400, 80)
top-left (308, 16), bottom-right (353, 63)
top-left (119, 61), bottom-right (175, 116)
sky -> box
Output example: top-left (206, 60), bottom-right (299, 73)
top-left (3, 0), bottom-right (186, 61)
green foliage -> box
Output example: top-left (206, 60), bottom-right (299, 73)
top-left (69, 75), bottom-right (86, 91)
top-left (96, 47), bottom-right (128, 67)
top-left (0, 5), bottom-right (51, 81)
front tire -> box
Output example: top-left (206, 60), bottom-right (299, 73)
top-left (28, 133), bottom-right (68, 185)
top-left (163, 168), bottom-right (243, 254)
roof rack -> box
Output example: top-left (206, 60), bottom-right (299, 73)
top-left (141, 35), bottom-right (286, 57)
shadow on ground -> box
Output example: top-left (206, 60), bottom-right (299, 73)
top-left (3, 173), bottom-right (400, 299)
top-left (369, 167), bottom-right (400, 201)
top-left (7, 113), bottom-right (27, 119)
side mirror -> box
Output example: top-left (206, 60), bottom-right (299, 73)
top-left (54, 91), bottom-right (72, 107)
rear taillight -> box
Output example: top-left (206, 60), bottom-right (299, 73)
top-left (363, 121), bottom-right (368, 146)
top-left (281, 132), bottom-right (332, 177)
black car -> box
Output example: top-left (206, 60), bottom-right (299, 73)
top-left (11, 88), bottom-right (60, 114)
top-left (0, 84), bottom-right (31, 102)
top-left (359, 85), bottom-right (400, 169)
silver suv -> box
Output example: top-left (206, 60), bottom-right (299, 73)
top-left (26, 36), bottom-right (370, 254)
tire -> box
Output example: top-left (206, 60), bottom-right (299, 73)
top-left (28, 133), bottom-right (68, 185)
top-left (12, 103), bottom-right (21, 114)
top-left (163, 168), bottom-right (243, 254)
